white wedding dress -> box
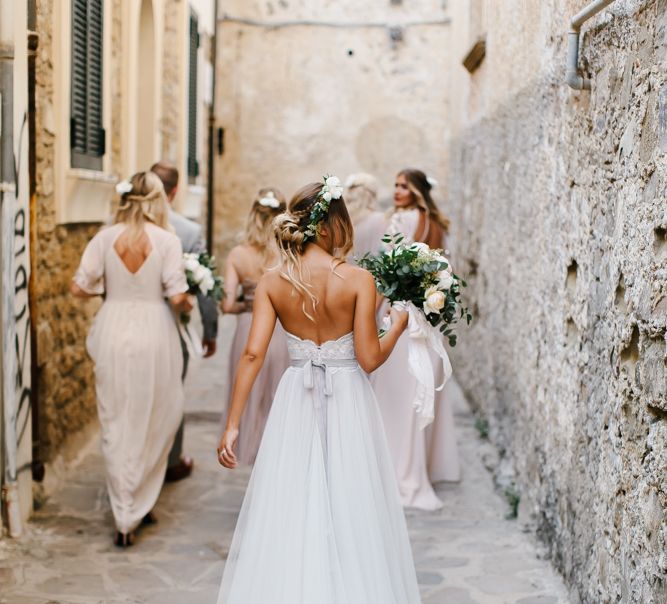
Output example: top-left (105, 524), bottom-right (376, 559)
top-left (217, 331), bottom-right (422, 604)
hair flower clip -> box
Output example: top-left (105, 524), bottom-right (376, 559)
top-left (426, 176), bottom-right (438, 188)
top-left (259, 191), bottom-right (280, 208)
top-left (115, 180), bottom-right (133, 195)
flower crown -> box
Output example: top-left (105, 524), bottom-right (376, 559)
top-left (303, 175), bottom-right (344, 241)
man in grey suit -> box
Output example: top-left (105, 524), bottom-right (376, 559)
top-left (151, 161), bottom-right (219, 482)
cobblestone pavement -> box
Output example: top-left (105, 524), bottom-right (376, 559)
top-left (0, 316), bottom-right (570, 603)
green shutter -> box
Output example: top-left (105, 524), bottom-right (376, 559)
top-left (71, 0), bottom-right (105, 170)
top-left (187, 12), bottom-right (199, 180)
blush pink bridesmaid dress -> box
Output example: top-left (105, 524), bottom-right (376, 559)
top-left (369, 208), bottom-right (461, 511)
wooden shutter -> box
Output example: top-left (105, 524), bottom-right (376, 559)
top-left (70, 0), bottom-right (105, 170)
top-left (187, 12), bottom-right (199, 180)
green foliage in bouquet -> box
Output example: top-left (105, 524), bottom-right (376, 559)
top-left (184, 252), bottom-right (225, 302)
top-left (358, 234), bottom-right (472, 347)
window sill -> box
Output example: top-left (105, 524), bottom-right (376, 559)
top-left (58, 169), bottom-right (117, 225)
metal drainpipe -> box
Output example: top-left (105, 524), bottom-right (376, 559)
top-left (567, 0), bottom-right (618, 90)
top-left (0, 0), bottom-right (23, 538)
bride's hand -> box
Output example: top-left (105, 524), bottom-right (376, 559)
top-left (389, 305), bottom-right (408, 331)
top-left (217, 427), bottom-right (239, 469)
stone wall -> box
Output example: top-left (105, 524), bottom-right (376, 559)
top-left (33, 0), bottom-right (102, 463)
top-left (213, 0), bottom-right (453, 255)
top-left (33, 0), bottom-right (194, 463)
top-left (445, 1), bottom-right (666, 602)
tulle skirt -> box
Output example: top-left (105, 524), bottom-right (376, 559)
top-left (217, 364), bottom-right (421, 604)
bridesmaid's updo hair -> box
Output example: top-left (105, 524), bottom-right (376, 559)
top-left (344, 173), bottom-right (379, 224)
top-left (398, 168), bottom-right (450, 233)
top-left (244, 187), bottom-right (287, 268)
top-left (114, 171), bottom-right (169, 249)
top-left (274, 182), bottom-right (354, 319)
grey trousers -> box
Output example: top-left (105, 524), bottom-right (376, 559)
top-left (167, 335), bottom-right (190, 468)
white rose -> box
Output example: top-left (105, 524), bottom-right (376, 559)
top-left (437, 270), bottom-right (454, 290)
top-left (423, 285), bottom-right (446, 315)
top-left (184, 255), bottom-right (199, 272)
top-left (410, 242), bottom-right (430, 257)
top-left (199, 274), bottom-right (215, 295)
top-left (192, 264), bottom-right (208, 284)
top-left (325, 176), bottom-right (341, 189)
top-left (331, 186), bottom-right (343, 199)
top-left (322, 190), bottom-right (332, 202)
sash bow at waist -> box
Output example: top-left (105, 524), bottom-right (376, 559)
top-left (290, 358), bottom-right (358, 397)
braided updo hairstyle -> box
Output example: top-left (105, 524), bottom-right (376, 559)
top-left (273, 182), bottom-right (354, 319)
top-left (243, 187), bottom-right (287, 269)
top-left (114, 171), bottom-right (169, 250)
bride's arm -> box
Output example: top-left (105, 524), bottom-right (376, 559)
top-left (353, 269), bottom-right (407, 373)
top-left (218, 278), bottom-right (277, 468)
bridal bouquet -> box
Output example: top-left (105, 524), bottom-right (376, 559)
top-left (183, 252), bottom-right (224, 302)
top-left (358, 234), bottom-right (470, 346)
top-left (359, 234), bottom-right (471, 429)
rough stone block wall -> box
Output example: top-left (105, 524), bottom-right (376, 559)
top-left (446, 1), bottom-right (666, 601)
top-left (33, 0), bottom-right (100, 462)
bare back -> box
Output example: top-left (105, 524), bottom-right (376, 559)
top-left (264, 246), bottom-right (364, 345)
top-left (229, 244), bottom-right (268, 284)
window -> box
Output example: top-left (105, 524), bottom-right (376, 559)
top-left (70, 0), bottom-right (105, 170)
top-left (187, 11), bottom-right (200, 181)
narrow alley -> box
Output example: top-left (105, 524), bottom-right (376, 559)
top-left (0, 318), bottom-right (569, 604)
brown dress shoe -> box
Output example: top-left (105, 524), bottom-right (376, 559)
top-left (165, 456), bottom-right (194, 482)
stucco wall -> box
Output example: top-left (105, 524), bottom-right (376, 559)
top-left (213, 0), bottom-right (453, 254)
top-left (444, 1), bottom-right (666, 602)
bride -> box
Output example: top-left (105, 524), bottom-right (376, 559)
top-left (216, 178), bottom-right (422, 603)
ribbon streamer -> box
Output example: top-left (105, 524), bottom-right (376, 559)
top-left (390, 302), bottom-right (453, 430)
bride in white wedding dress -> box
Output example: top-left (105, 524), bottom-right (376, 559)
top-left (216, 178), bottom-right (422, 604)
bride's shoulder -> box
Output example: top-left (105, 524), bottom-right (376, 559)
top-left (339, 262), bottom-right (374, 289)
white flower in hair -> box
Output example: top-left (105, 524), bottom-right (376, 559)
top-left (426, 176), bottom-right (438, 188)
top-left (324, 176), bottom-right (344, 199)
top-left (259, 191), bottom-right (280, 208)
top-left (115, 180), bottom-right (133, 195)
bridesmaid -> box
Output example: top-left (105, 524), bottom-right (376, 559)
top-left (344, 173), bottom-right (387, 260)
top-left (221, 188), bottom-right (290, 465)
top-left (371, 168), bottom-right (461, 511)
top-left (71, 172), bottom-right (192, 546)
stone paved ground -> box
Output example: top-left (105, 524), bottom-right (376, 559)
top-left (0, 316), bottom-right (571, 603)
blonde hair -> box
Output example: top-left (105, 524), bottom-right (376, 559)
top-left (114, 171), bottom-right (169, 250)
top-left (273, 182), bottom-right (354, 320)
top-left (344, 173), bottom-right (379, 224)
top-left (243, 187), bottom-right (286, 268)
top-left (398, 168), bottom-right (450, 233)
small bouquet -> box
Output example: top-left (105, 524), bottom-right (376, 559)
top-left (359, 234), bottom-right (472, 429)
top-left (183, 253), bottom-right (224, 302)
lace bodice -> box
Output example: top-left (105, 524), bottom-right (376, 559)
top-left (286, 332), bottom-right (356, 362)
